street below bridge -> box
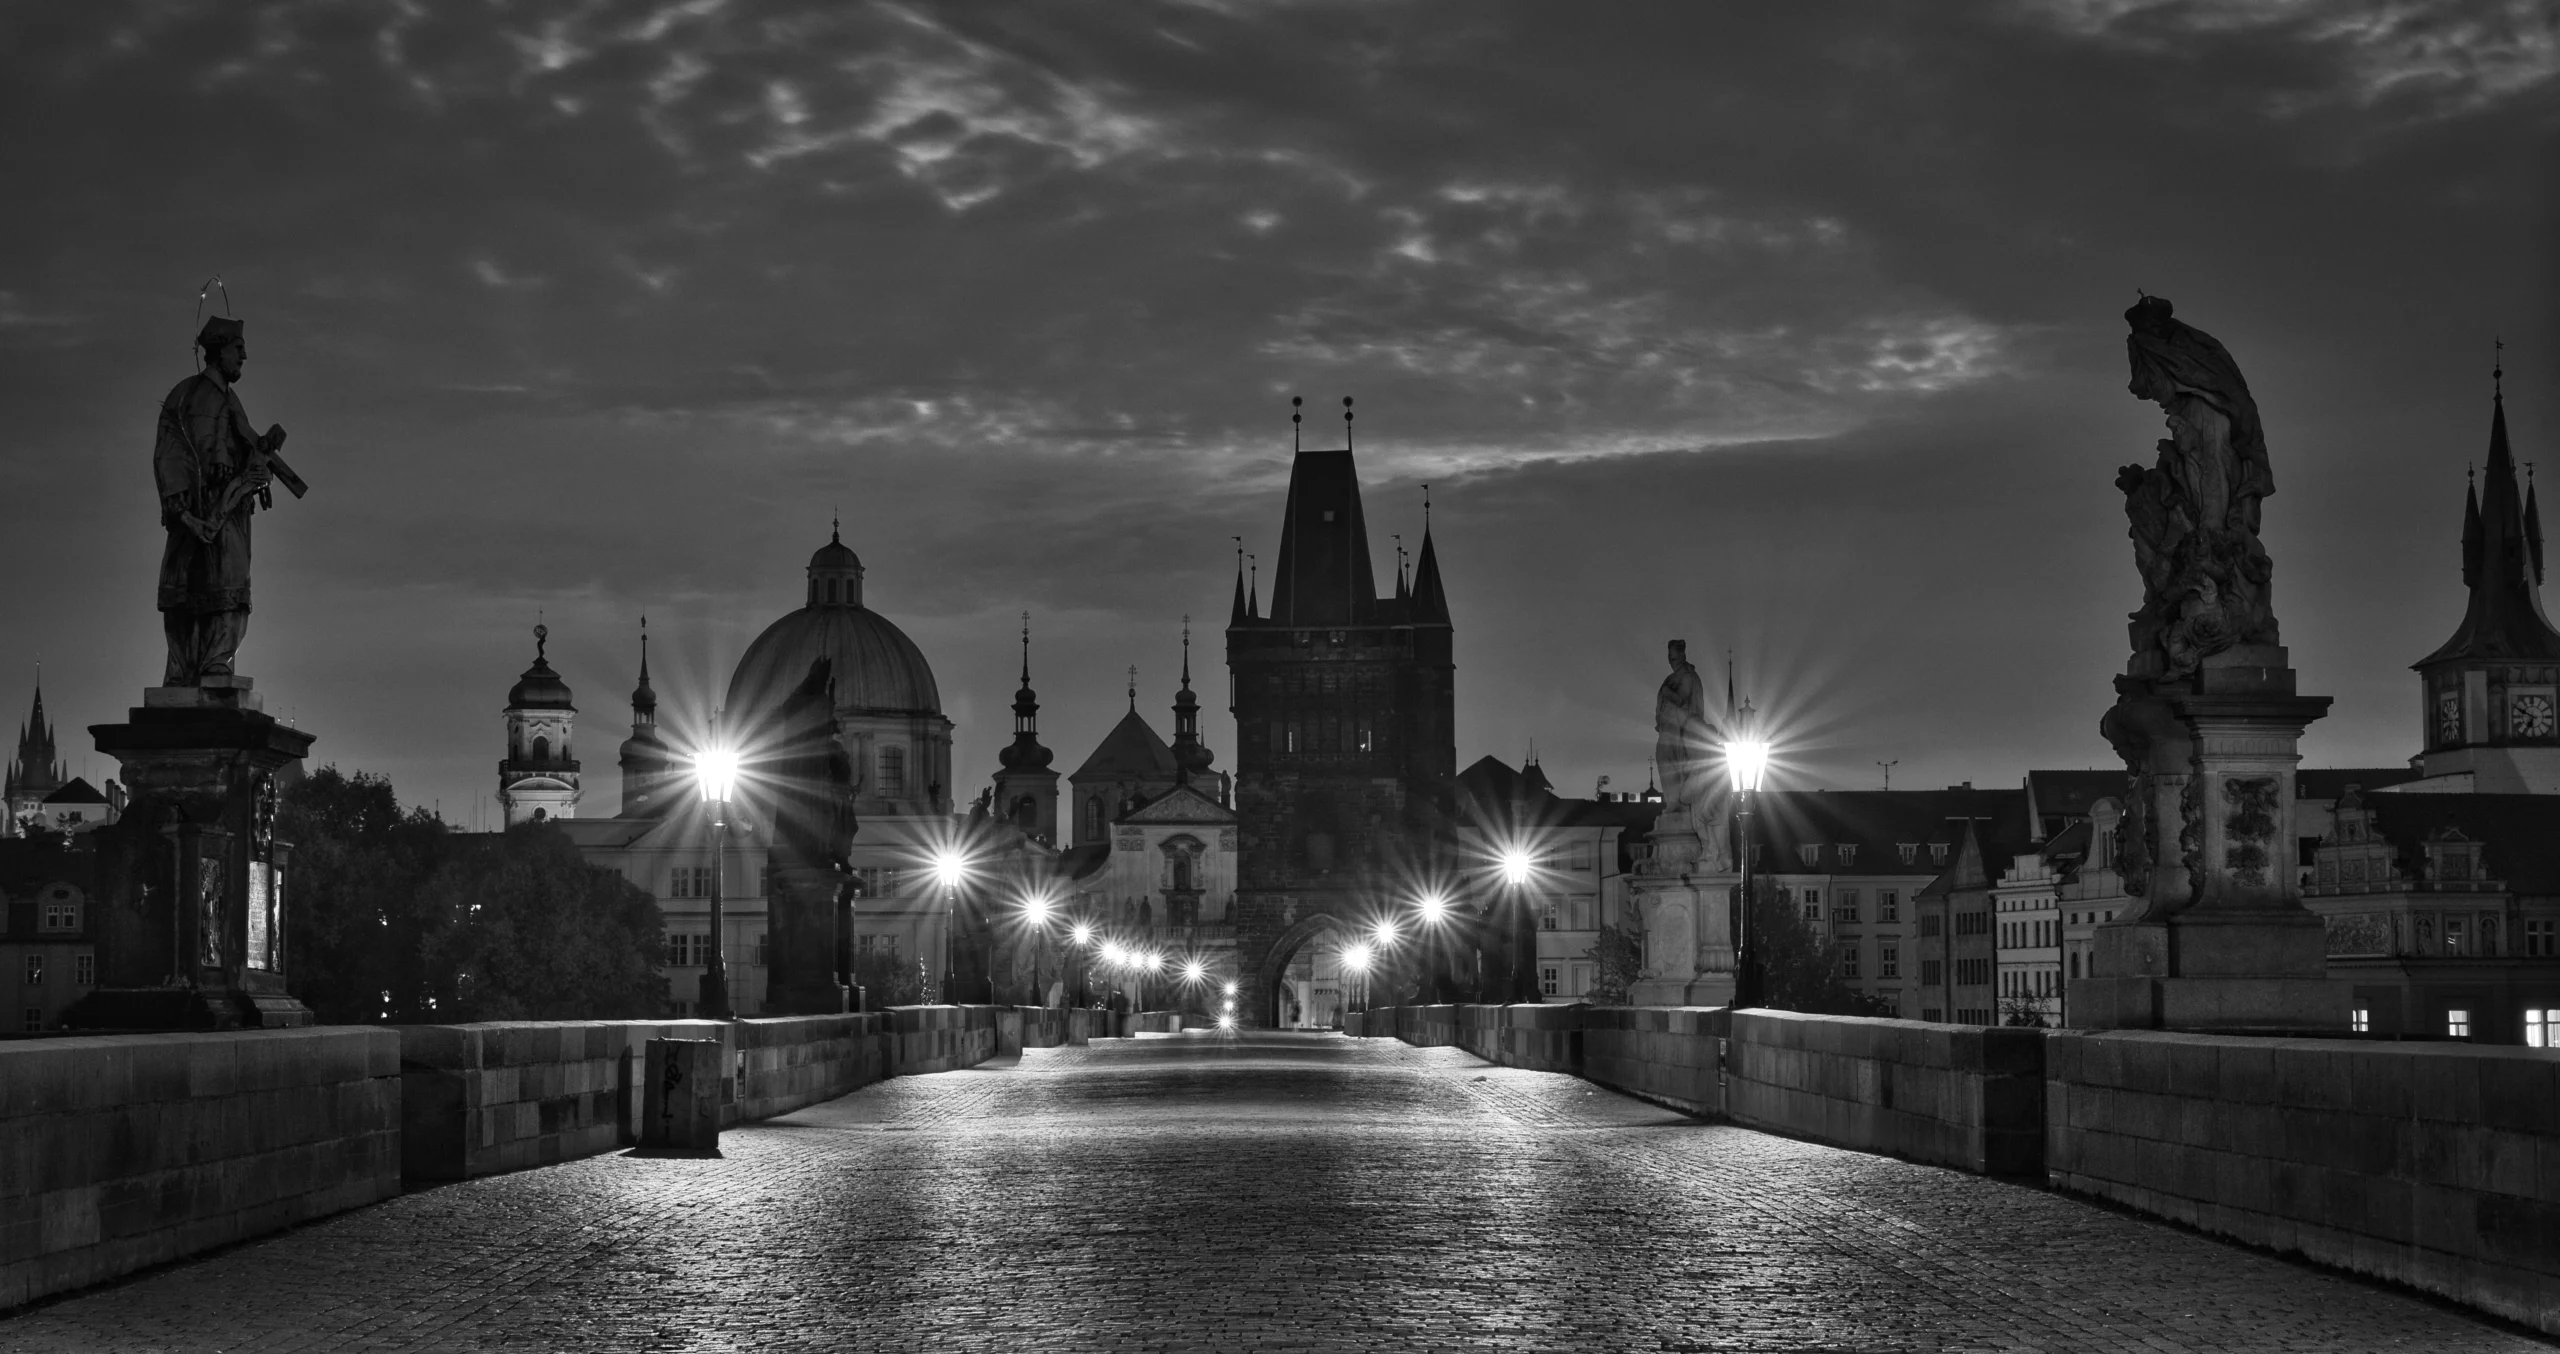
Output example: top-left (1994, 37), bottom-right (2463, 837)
top-left (3, 1030), bottom-right (2546, 1353)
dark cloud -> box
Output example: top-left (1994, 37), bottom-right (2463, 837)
top-left (0, 0), bottom-right (2551, 818)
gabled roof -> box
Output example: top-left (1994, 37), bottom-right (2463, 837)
top-left (2024, 770), bottom-right (2124, 824)
top-left (1120, 783), bottom-right (1236, 825)
top-left (41, 778), bottom-right (106, 806)
top-left (2350, 792), bottom-right (2560, 895)
top-left (1742, 788), bottom-right (2030, 875)
top-left (1071, 709), bottom-right (1177, 783)
top-left (2295, 767), bottom-right (2426, 802)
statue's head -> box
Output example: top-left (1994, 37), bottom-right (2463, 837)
top-left (195, 315), bottom-right (246, 382)
top-left (1668, 638), bottom-right (1687, 665)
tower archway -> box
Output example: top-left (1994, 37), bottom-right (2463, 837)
top-left (1259, 912), bottom-right (1353, 1029)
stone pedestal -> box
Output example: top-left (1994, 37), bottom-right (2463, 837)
top-left (1628, 818), bottom-right (1738, 1007)
top-left (63, 678), bottom-right (317, 1031)
top-left (641, 1037), bottom-right (723, 1152)
top-left (2079, 647), bottom-right (2350, 1034)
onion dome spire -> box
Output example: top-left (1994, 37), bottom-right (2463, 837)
top-left (999, 612), bottom-right (1053, 772)
top-left (631, 615), bottom-right (657, 720)
top-left (1171, 617), bottom-right (1213, 785)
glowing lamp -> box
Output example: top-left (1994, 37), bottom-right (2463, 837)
top-left (1102, 943), bottom-right (1127, 966)
top-left (932, 850), bottom-right (967, 890)
top-left (694, 748), bottom-right (740, 806)
top-left (1223, 981), bottom-right (1238, 997)
top-left (1072, 924), bottom-right (1094, 945)
top-left (1373, 922), bottom-right (1397, 945)
top-left (1343, 942), bottom-right (1371, 973)
top-left (1417, 895), bottom-right (1448, 924)
top-left (1183, 960), bottom-right (1206, 983)
top-left (1500, 849), bottom-right (1534, 886)
top-left (1727, 739), bottom-right (1770, 794)
top-left (1022, 895), bottom-right (1051, 924)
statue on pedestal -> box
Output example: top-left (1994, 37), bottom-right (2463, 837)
top-left (1653, 639), bottom-right (1730, 871)
top-left (154, 314), bottom-right (307, 687)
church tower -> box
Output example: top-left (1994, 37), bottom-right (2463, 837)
top-left (1227, 397), bottom-right (1456, 1025)
top-left (1171, 619), bottom-right (1217, 795)
top-left (2411, 358), bottom-right (2560, 793)
top-left (617, 618), bottom-right (680, 816)
top-left (498, 624), bottom-right (581, 825)
top-left (991, 614), bottom-right (1059, 846)
top-left (4, 683), bottom-right (65, 836)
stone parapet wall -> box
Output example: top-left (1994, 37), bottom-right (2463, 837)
top-left (397, 1018), bottom-right (733, 1181)
top-left (1580, 1006), bottom-right (1728, 1117)
top-left (1114, 1010), bottom-right (1184, 1037)
top-left (0, 1028), bottom-right (401, 1310)
top-left (886, 1004), bottom-right (999, 1073)
top-left (1727, 1011), bottom-right (2046, 1178)
top-left (2046, 1030), bottom-right (2560, 1334)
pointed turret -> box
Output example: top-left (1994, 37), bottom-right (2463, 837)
top-left (1230, 555), bottom-right (1252, 626)
top-left (2418, 379), bottom-right (2560, 668)
top-left (2463, 470), bottom-right (2483, 588)
top-left (2530, 470), bottom-right (2545, 586)
top-left (997, 615), bottom-right (1054, 774)
top-left (1266, 398), bottom-right (1380, 625)
top-left (1410, 524), bottom-right (1450, 624)
top-left (617, 617), bottom-right (677, 816)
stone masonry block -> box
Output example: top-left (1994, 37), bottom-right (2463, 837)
top-left (2478, 1056), bottom-right (2560, 1137)
top-left (2411, 1050), bottom-right (2484, 1126)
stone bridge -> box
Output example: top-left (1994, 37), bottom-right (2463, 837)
top-left (3, 1008), bottom-right (2554, 1350)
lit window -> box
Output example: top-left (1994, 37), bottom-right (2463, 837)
top-left (2527, 1009), bottom-right (2556, 1047)
top-left (2447, 1008), bottom-right (2471, 1039)
top-left (2445, 918), bottom-right (2465, 953)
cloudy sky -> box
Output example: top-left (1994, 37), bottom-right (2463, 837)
top-left (1, 0), bottom-right (2554, 822)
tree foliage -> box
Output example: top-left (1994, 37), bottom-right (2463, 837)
top-left (1581, 923), bottom-right (1644, 1006)
top-left (1746, 879), bottom-right (1896, 1018)
top-left (852, 946), bottom-right (924, 1009)
top-left (282, 766), bottom-right (664, 1023)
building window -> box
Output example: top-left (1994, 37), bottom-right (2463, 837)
top-left (1798, 844), bottom-right (1821, 867)
top-left (1879, 945), bottom-right (1899, 979)
top-left (22, 955), bottom-right (41, 986)
top-left (1879, 891), bottom-right (1899, 923)
top-left (2447, 1008), bottom-right (2471, 1039)
top-left (1922, 1007), bottom-right (1943, 1023)
top-left (878, 746), bottom-right (906, 796)
top-left (1539, 902), bottom-right (1558, 931)
top-left (21, 1008), bottom-right (37, 1032)
top-left (1801, 891), bottom-right (1821, 921)
top-left (1568, 841), bottom-right (1594, 871)
top-left (2528, 1009), bottom-right (2557, 1047)
top-left (1931, 843), bottom-right (1950, 866)
top-left (1837, 889), bottom-right (1860, 923)
top-left (2526, 920), bottom-right (2556, 956)
top-left (1841, 946), bottom-right (1861, 979)
top-left (1540, 965), bottom-right (1560, 996)
top-left (1838, 844), bottom-right (1858, 867)
top-left (1898, 843), bottom-right (1919, 865)
top-left (1920, 959), bottom-right (1943, 987)
top-left (669, 867), bottom-right (714, 899)
top-left (1919, 915), bottom-right (1942, 938)
top-left (665, 933), bottom-right (708, 968)
top-left (754, 934), bottom-right (769, 968)
top-left (2445, 918), bottom-right (2465, 953)
top-left (40, 900), bottom-right (79, 932)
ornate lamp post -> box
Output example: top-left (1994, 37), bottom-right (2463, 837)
top-left (1726, 726), bottom-right (1769, 1011)
top-left (1342, 941), bottom-right (1373, 1020)
top-left (692, 720), bottom-right (741, 1021)
top-left (1500, 846), bottom-right (1538, 1002)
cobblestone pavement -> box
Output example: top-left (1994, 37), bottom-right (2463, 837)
top-left (5, 1031), bottom-right (2550, 1353)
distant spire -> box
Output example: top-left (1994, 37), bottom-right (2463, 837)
top-left (1343, 395), bottom-right (1354, 451)
top-left (1291, 396), bottom-right (1302, 455)
top-left (630, 615), bottom-right (656, 718)
top-left (1128, 665), bottom-right (1138, 713)
top-left (1020, 611), bottom-right (1032, 686)
top-left (534, 621), bottom-right (548, 663)
top-left (1392, 533), bottom-right (1408, 601)
top-left (1247, 553), bottom-right (1259, 620)
top-left (1180, 615), bottom-right (1192, 686)
top-left (1231, 539), bottom-right (1251, 626)
top-left (832, 508), bottom-right (841, 545)
top-left (1525, 737), bottom-right (1538, 768)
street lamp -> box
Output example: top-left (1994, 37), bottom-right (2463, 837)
top-left (692, 723), bottom-right (742, 1021)
top-left (1727, 723), bottom-right (1770, 1011)
top-left (1342, 941), bottom-right (1373, 1019)
top-left (932, 848), bottom-right (968, 1004)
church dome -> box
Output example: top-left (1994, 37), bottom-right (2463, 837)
top-left (724, 531), bottom-right (941, 725)
top-left (507, 625), bottom-right (575, 710)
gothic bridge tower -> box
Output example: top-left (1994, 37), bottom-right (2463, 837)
top-left (1227, 397), bottom-right (1454, 1026)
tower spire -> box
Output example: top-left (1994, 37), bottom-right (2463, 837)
top-left (1291, 396), bottom-right (1302, 455)
top-left (1231, 538), bottom-right (1251, 626)
top-left (1128, 665), bottom-right (1138, 713)
top-left (1020, 610), bottom-right (1032, 686)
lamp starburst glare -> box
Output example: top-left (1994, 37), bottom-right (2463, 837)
top-left (1727, 738), bottom-right (1771, 794)
top-left (694, 747), bottom-right (740, 805)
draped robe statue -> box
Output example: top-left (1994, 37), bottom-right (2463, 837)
top-left (2116, 296), bottom-right (2280, 679)
top-left (1653, 639), bottom-right (1731, 871)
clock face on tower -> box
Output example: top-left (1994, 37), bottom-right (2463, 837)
top-left (2438, 691), bottom-right (2462, 744)
top-left (2512, 693), bottom-right (2555, 738)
